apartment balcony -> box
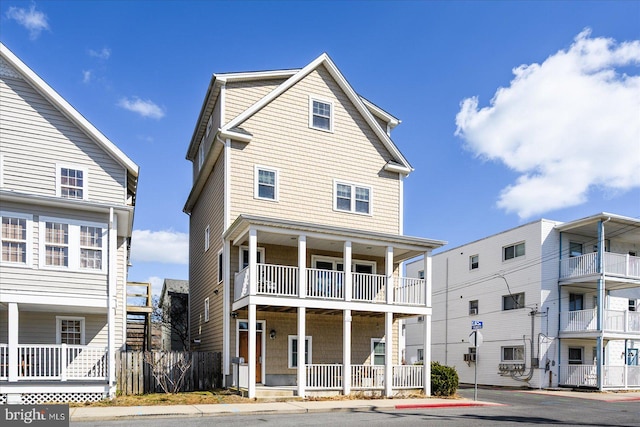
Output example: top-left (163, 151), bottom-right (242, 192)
top-left (559, 364), bottom-right (640, 389)
top-left (559, 252), bottom-right (640, 286)
top-left (234, 263), bottom-right (426, 308)
top-left (559, 308), bottom-right (640, 338)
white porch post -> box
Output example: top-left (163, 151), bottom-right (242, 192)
top-left (7, 302), bottom-right (18, 382)
top-left (107, 208), bottom-right (117, 396)
top-left (249, 229), bottom-right (257, 296)
top-left (248, 304), bottom-right (257, 398)
top-left (385, 246), bottom-right (394, 304)
top-left (384, 312), bottom-right (393, 396)
top-left (298, 235), bottom-right (306, 299)
top-left (596, 220), bottom-right (605, 390)
top-left (343, 309), bottom-right (351, 395)
top-left (423, 251), bottom-right (432, 396)
top-left (344, 241), bottom-right (352, 302)
top-left (297, 307), bottom-right (306, 398)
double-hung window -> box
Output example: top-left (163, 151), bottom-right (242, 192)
top-left (503, 242), bottom-right (525, 261)
top-left (80, 226), bottom-right (102, 270)
top-left (335, 181), bottom-right (371, 215)
top-left (469, 254), bottom-right (479, 270)
top-left (288, 336), bottom-right (312, 368)
top-left (371, 338), bottom-right (385, 365)
top-left (309, 97), bottom-right (333, 131)
top-left (40, 217), bottom-right (106, 272)
top-left (58, 166), bottom-right (86, 200)
top-left (255, 166), bottom-right (278, 201)
top-left (1, 214), bottom-right (30, 265)
top-left (45, 222), bottom-right (69, 267)
top-left (57, 316), bottom-right (85, 345)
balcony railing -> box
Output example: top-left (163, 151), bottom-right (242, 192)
top-left (0, 344), bottom-right (108, 381)
top-left (560, 309), bottom-right (640, 334)
top-left (560, 364), bottom-right (640, 389)
top-left (234, 263), bottom-right (426, 306)
top-left (560, 252), bottom-right (640, 280)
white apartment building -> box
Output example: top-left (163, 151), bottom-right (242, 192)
top-left (406, 213), bottom-right (639, 390)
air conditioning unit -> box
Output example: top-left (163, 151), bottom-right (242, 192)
top-left (469, 308), bottom-right (478, 315)
top-left (463, 353), bottom-right (477, 362)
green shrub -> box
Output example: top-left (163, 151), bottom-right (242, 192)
top-left (430, 361), bottom-right (458, 396)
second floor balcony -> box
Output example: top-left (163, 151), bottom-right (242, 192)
top-left (559, 252), bottom-right (640, 283)
top-left (560, 308), bottom-right (640, 336)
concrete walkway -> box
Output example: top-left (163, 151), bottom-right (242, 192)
top-left (70, 397), bottom-right (502, 422)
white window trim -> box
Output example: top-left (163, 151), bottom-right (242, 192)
top-left (333, 180), bottom-right (372, 216)
top-left (502, 292), bottom-right (525, 311)
top-left (39, 216), bottom-right (107, 273)
top-left (308, 95), bottom-right (334, 132)
top-left (371, 338), bottom-right (385, 366)
top-left (469, 254), bottom-right (479, 270)
top-left (56, 163), bottom-right (88, 200)
top-left (254, 165), bottom-right (279, 202)
top-left (56, 316), bottom-right (85, 345)
top-left (503, 241), bottom-right (525, 262)
top-left (311, 254), bottom-right (376, 273)
top-left (0, 211), bottom-right (33, 267)
top-left (501, 345), bottom-right (525, 362)
top-left (205, 225), bottom-right (210, 252)
top-left (239, 246), bottom-right (265, 270)
top-left (288, 335), bottom-right (312, 369)
top-left (204, 297), bottom-right (210, 322)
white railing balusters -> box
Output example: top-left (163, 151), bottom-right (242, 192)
top-left (352, 273), bottom-right (386, 303)
top-left (560, 252), bottom-right (640, 280)
top-left (392, 365), bottom-right (423, 388)
top-left (12, 344), bottom-right (108, 381)
top-left (306, 268), bottom-right (344, 300)
top-left (306, 364), bottom-right (343, 389)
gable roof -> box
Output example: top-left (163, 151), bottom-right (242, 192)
top-left (0, 43), bottom-right (139, 197)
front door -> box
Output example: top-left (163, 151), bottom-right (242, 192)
top-left (239, 323), bottom-right (263, 383)
top-left (628, 348), bottom-right (638, 366)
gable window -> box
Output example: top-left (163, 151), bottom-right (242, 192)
top-left (288, 335), bottom-right (312, 368)
top-left (568, 347), bottom-right (583, 365)
top-left (335, 181), bottom-right (371, 215)
top-left (469, 254), bottom-right (479, 270)
top-left (469, 300), bottom-right (479, 315)
top-left (58, 166), bottom-right (86, 200)
top-left (503, 242), bottom-right (525, 261)
top-left (503, 292), bottom-right (525, 310)
top-left (309, 97), bottom-right (333, 131)
top-left (1, 215), bottom-right (30, 265)
top-left (502, 346), bottom-right (524, 362)
top-left (56, 317), bottom-right (84, 345)
top-left (371, 339), bottom-right (385, 365)
top-left (80, 226), bottom-right (102, 270)
top-left (45, 222), bottom-right (69, 267)
top-left (204, 297), bottom-right (210, 322)
top-left (205, 225), bottom-right (210, 252)
top-left (255, 166), bottom-right (278, 201)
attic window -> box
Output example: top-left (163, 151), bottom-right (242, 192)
top-left (309, 97), bottom-right (333, 132)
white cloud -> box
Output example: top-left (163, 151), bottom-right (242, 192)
top-left (6, 3), bottom-right (49, 40)
top-left (118, 96), bottom-right (165, 119)
top-left (455, 29), bottom-right (640, 219)
top-left (82, 70), bottom-right (92, 84)
top-left (146, 276), bottom-right (164, 298)
top-left (130, 229), bottom-right (188, 264)
top-left (89, 47), bottom-right (111, 60)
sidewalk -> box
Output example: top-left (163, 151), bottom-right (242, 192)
top-left (70, 397), bottom-right (502, 422)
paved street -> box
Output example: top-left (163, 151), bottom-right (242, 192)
top-left (71, 388), bottom-right (640, 427)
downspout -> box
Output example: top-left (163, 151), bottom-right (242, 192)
top-left (107, 207), bottom-right (116, 397)
top-left (596, 217), bottom-right (611, 390)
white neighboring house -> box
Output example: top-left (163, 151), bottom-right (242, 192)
top-left (0, 43), bottom-right (138, 404)
top-left (406, 213), bottom-right (640, 390)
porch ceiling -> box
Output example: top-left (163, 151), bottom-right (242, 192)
top-left (0, 302), bottom-right (106, 314)
top-left (556, 213), bottom-right (640, 244)
top-left (233, 306), bottom-right (418, 319)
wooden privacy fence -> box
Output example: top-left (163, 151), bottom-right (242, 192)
top-left (116, 351), bottom-right (222, 395)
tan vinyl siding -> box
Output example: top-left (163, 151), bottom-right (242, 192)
top-left (189, 154), bottom-right (225, 352)
top-left (224, 79), bottom-right (288, 124)
top-left (192, 95), bottom-right (222, 182)
top-left (228, 66), bottom-right (400, 234)
top-left (0, 75), bottom-right (126, 204)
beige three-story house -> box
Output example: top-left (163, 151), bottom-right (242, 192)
top-left (184, 54), bottom-right (444, 398)
top-left (0, 43), bottom-right (138, 404)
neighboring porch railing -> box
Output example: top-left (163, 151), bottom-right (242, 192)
top-left (13, 344), bottom-right (108, 380)
top-left (0, 344), bottom-right (7, 380)
top-left (560, 309), bottom-right (640, 334)
top-left (560, 309), bottom-right (597, 332)
top-left (394, 278), bottom-right (425, 306)
top-left (352, 273), bottom-right (386, 303)
top-left (393, 365), bottom-right (423, 389)
top-left (560, 364), bottom-right (640, 388)
top-left (306, 364), bottom-right (343, 389)
top-left (560, 252), bottom-right (640, 280)
top-left (306, 268), bottom-right (344, 300)
top-left (559, 364), bottom-right (597, 387)
top-left (351, 364), bottom-right (385, 389)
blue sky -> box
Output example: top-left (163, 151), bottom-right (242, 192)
top-left (2, 1), bottom-right (639, 296)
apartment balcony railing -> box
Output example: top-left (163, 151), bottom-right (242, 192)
top-left (0, 344), bottom-right (108, 381)
top-left (559, 364), bottom-right (640, 389)
top-left (560, 309), bottom-right (640, 334)
top-left (560, 252), bottom-right (640, 280)
top-left (234, 263), bottom-right (426, 306)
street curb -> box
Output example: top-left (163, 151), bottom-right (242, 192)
top-left (396, 401), bottom-right (504, 409)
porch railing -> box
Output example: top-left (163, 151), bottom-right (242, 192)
top-left (560, 309), bottom-right (640, 334)
top-left (15, 344), bottom-right (108, 380)
top-left (559, 364), bottom-right (597, 387)
top-left (306, 268), bottom-right (344, 300)
top-left (394, 278), bottom-right (425, 306)
top-left (560, 252), bottom-right (640, 280)
top-left (257, 264), bottom-right (298, 296)
top-left (306, 364), bottom-right (343, 389)
top-left (351, 364), bottom-right (384, 389)
top-left (0, 344), bottom-right (7, 380)
top-left (234, 267), bottom-right (249, 299)
top-left (560, 309), bottom-right (597, 332)
top-left (393, 365), bottom-right (423, 388)
top-left (352, 273), bottom-right (386, 303)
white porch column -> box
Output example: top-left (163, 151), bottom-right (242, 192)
top-left (423, 251), bottom-right (432, 396)
top-left (384, 311), bottom-right (393, 397)
top-left (343, 309), bottom-right (352, 395)
top-left (107, 208), bottom-right (117, 396)
top-left (297, 307), bottom-right (306, 398)
top-left (298, 235), bottom-right (306, 299)
top-left (385, 246), bottom-right (394, 304)
top-left (249, 229), bottom-right (257, 296)
top-left (344, 241), bottom-right (352, 302)
top-left (7, 302), bottom-right (18, 382)
top-left (248, 304), bottom-right (257, 398)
